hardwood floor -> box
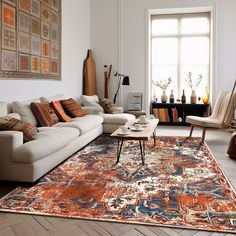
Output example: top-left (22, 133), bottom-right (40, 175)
top-left (0, 126), bottom-right (235, 236)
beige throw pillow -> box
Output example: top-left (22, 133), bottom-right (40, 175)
top-left (80, 95), bottom-right (104, 112)
top-left (12, 99), bottom-right (41, 126)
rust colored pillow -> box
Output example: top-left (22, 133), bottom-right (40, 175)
top-left (50, 101), bottom-right (72, 122)
top-left (0, 116), bottom-right (37, 142)
top-left (31, 102), bottom-right (59, 127)
top-left (99, 98), bottom-right (119, 114)
top-left (60, 98), bottom-right (87, 118)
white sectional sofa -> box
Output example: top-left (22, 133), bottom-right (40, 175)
top-left (0, 95), bottom-right (135, 183)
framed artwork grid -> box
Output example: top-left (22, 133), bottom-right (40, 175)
top-left (0, 0), bottom-right (61, 80)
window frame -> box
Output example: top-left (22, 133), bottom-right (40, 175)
top-left (151, 12), bottom-right (211, 99)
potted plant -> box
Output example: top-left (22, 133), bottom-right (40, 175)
top-left (185, 72), bottom-right (202, 104)
top-left (152, 77), bottom-right (172, 103)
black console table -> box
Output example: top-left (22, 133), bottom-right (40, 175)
top-left (151, 102), bottom-right (210, 126)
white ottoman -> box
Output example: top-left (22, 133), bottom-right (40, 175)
top-left (100, 113), bottom-right (136, 133)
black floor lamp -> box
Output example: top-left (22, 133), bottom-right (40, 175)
top-left (113, 71), bottom-right (130, 104)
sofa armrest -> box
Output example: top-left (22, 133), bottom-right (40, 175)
top-left (0, 131), bottom-right (23, 158)
top-left (0, 131), bottom-right (23, 180)
top-left (82, 106), bottom-right (103, 115)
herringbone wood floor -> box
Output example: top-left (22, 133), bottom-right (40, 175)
top-left (0, 126), bottom-right (235, 236)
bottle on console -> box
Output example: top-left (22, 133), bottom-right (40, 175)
top-left (169, 89), bottom-right (175, 103)
top-left (181, 90), bottom-right (186, 104)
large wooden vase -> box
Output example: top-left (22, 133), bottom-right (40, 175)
top-left (83, 49), bottom-right (97, 95)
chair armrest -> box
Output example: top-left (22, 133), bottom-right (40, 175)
top-left (82, 106), bottom-right (104, 115)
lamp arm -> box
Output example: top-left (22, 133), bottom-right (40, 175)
top-left (113, 76), bottom-right (122, 104)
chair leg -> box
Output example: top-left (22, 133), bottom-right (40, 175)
top-left (189, 125), bottom-right (194, 137)
top-left (201, 128), bottom-right (206, 143)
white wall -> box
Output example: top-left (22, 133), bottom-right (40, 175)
top-left (91, 0), bottom-right (236, 111)
top-left (91, 0), bottom-right (120, 101)
top-left (0, 0), bottom-right (91, 102)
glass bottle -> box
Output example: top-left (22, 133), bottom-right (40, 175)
top-left (181, 90), bottom-right (186, 104)
top-left (169, 89), bottom-right (175, 103)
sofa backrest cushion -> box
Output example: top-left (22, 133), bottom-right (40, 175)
top-left (51, 101), bottom-right (72, 122)
top-left (80, 95), bottom-right (104, 112)
top-left (12, 99), bottom-right (40, 126)
top-left (99, 98), bottom-right (119, 114)
top-left (31, 102), bottom-right (59, 127)
top-left (60, 98), bottom-right (87, 118)
top-left (0, 102), bottom-right (7, 117)
top-left (0, 116), bottom-right (37, 142)
top-left (40, 94), bottom-right (64, 103)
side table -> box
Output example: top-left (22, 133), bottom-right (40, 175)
top-left (125, 110), bottom-right (146, 118)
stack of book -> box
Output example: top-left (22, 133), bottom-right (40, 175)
top-left (172, 107), bottom-right (179, 123)
top-left (153, 108), bottom-right (170, 122)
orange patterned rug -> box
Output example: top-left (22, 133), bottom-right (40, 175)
top-left (0, 135), bottom-right (236, 233)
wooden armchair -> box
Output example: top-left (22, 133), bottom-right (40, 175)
top-left (186, 80), bottom-right (236, 142)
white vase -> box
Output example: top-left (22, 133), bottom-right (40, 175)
top-left (190, 90), bottom-right (197, 104)
top-left (161, 90), bottom-right (168, 103)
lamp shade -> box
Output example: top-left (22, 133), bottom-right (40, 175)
top-left (122, 76), bottom-right (130, 86)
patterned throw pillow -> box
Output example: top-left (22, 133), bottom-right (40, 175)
top-left (60, 98), bottom-right (87, 118)
top-left (0, 116), bottom-right (37, 142)
top-left (99, 98), bottom-right (119, 114)
top-left (50, 101), bottom-right (72, 122)
top-left (31, 103), bottom-right (59, 127)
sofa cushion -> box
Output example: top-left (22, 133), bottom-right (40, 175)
top-left (51, 101), bottom-right (72, 122)
top-left (101, 113), bottom-right (135, 125)
top-left (12, 99), bottom-right (40, 126)
top-left (40, 94), bottom-right (64, 103)
top-left (0, 116), bottom-right (37, 142)
top-left (0, 102), bottom-right (7, 117)
top-left (31, 102), bottom-right (59, 127)
top-left (53, 115), bottom-right (103, 135)
top-left (13, 127), bottom-right (79, 163)
top-left (61, 98), bottom-right (87, 117)
top-left (80, 95), bottom-right (104, 112)
top-left (99, 98), bottom-right (119, 114)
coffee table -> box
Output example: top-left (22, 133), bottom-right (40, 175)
top-left (110, 118), bottom-right (159, 164)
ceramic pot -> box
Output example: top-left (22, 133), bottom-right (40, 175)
top-left (161, 90), bottom-right (168, 103)
top-left (191, 90), bottom-right (197, 104)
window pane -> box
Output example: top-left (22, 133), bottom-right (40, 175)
top-left (152, 19), bottom-right (178, 35)
top-left (181, 37), bottom-right (209, 65)
top-left (152, 38), bottom-right (178, 64)
top-left (181, 17), bottom-right (209, 34)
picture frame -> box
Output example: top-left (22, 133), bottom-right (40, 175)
top-left (0, 0), bottom-right (61, 80)
top-left (127, 92), bottom-right (143, 111)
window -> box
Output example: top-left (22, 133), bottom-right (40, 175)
top-left (151, 13), bottom-right (210, 101)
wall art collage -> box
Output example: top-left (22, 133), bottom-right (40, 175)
top-left (0, 0), bottom-right (61, 80)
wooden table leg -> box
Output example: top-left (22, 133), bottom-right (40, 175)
top-left (116, 139), bottom-right (123, 164)
top-left (139, 140), bottom-right (145, 165)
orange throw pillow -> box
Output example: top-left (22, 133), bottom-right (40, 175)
top-left (51, 101), bottom-right (72, 122)
top-left (60, 98), bottom-right (87, 118)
